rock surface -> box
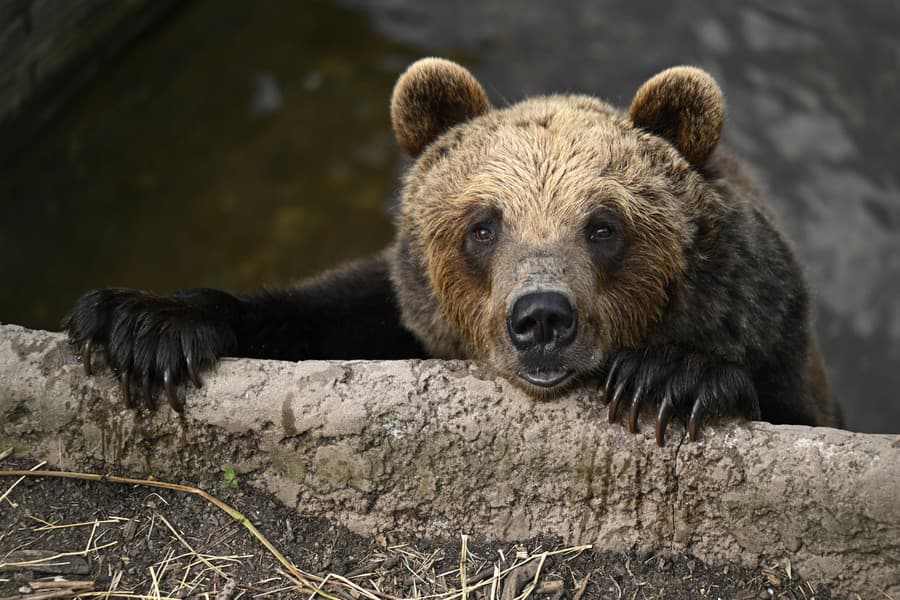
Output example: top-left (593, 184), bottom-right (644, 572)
top-left (1, 323), bottom-right (898, 597)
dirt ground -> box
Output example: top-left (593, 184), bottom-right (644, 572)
top-left (0, 453), bottom-right (839, 600)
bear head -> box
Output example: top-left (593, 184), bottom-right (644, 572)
top-left (390, 58), bottom-right (726, 397)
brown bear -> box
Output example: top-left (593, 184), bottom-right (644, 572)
top-left (66, 58), bottom-right (843, 444)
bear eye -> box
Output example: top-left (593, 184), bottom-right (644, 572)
top-left (471, 224), bottom-right (495, 244)
top-left (589, 224), bottom-right (614, 242)
top-left (463, 211), bottom-right (502, 275)
top-left (584, 211), bottom-right (627, 273)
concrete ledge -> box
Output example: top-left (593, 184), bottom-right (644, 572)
top-left (1, 324), bottom-right (898, 597)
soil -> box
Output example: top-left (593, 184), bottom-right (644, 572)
top-left (0, 454), bottom-right (840, 600)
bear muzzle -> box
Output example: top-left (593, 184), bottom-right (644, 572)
top-left (506, 291), bottom-right (578, 388)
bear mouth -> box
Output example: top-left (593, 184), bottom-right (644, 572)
top-left (518, 368), bottom-right (575, 388)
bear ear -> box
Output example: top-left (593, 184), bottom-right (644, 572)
top-left (391, 58), bottom-right (491, 157)
top-left (628, 66), bottom-right (725, 167)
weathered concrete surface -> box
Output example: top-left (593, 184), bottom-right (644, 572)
top-left (1, 323), bottom-right (898, 597)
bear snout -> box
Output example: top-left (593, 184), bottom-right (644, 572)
top-left (506, 291), bottom-right (578, 351)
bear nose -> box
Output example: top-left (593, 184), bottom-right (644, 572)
top-left (506, 292), bottom-right (578, 350)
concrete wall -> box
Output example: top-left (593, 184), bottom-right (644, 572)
top-left (0, 0), bottom-right (176, 152)
top-left (2, 324), bottom-right (899, 597)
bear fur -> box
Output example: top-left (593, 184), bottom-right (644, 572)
top-left (66, 58), bottom-right (843, 443)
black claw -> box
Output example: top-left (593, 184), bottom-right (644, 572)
top-left (186, 354), bottom-right (203, 389)
top-left (688, 399), bottom-right (705, 442)
top-left (163, 370), bottom-right (183, 413)
top-left (656, 395), bottom-right (674, 447)
top-left (602, 355), bottom-right (622, 404)
top-left (142, 374), bottom-right (153, 410)
top-left (608, 380), bottom-right (629, 423)
top-left (627, 383), bottom-right (644, 433)
top-left (82, 338), bottom-right (94, 376)
top-left (119, 371), bottom-right (133, 408)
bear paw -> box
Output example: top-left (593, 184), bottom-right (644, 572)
top-left (603, 348), bottom-right (759, 446)
top-left (65, 288), bottom-right (239, 412)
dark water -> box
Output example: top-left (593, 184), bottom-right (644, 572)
top-left (1, 0), bottom-right (898, 433)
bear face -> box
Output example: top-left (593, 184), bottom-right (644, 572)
top-left (391, 59), bottom-right (725, 398)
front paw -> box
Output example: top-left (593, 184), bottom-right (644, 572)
top-left (65, 288), bottom-right (238, 412)
top-left (603, 348), bottom-right (759, 445)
